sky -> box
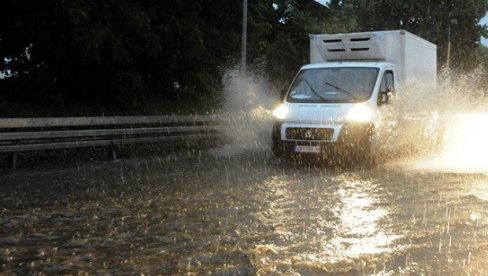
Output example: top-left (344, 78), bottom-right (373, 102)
top-left (481, 15), bottom-right (488, 46)
top-left (313, 0), bottom-right (488, 47)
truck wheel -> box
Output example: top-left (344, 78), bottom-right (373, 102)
top-left (272, 141), bottom-right (285, 158)
top-left (271, 121), bottom-right (285, 158)
top-left (356, 137), bottom-right (372, 164)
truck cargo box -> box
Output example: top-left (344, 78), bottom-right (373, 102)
top-left (309, 30), bottom-right (437, 87)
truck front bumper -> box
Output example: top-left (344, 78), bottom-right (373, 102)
top-left (272, 121), bottom-right (373, 159)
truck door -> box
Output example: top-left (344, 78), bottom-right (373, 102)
top-left (378, 70), bottom-right (395, 106)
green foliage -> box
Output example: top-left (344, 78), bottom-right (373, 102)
top-left (0, 0), bottom-right (486, 116)
top-left (0, 0), bottom-right (242, 115)
top-left (343, 0), bottom-right (488, 70)
top-left (247, 0), bottom-right (356, 91)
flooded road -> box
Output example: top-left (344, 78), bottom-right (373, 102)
top-left (1, 146), bottom-right (488, 274)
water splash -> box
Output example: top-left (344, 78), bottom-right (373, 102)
top-left (415, 113), bottom-right (488, 173)
top-left (217, 64), bottom-right (488, 173)
top-left (216, 67), bottom-right (279, 154)
top-left (379, 67), bottom-right (488, 172)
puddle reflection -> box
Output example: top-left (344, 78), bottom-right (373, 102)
top-left (330, 180), bottom-right (401, 259)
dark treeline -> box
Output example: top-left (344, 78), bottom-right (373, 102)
top-left (0, 0), bottom-right (486, 116)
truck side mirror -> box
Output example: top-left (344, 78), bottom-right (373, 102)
top-left (386, 85), bottom-right (394, 93)
top-left (379, 90), bottom-right (394, 106)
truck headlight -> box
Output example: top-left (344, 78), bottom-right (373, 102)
top-left (273, 104), bottom-right (288, 120)
top-left (346, 104), bottom-right (375, 122)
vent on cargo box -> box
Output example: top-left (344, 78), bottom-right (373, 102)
top-left (314, 32), bottom-right (387, 61)
top-left (350, 37), bottom-right (370, 42)
top-left (323, 39), bottom-right (342, 43)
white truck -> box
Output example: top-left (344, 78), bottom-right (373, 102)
top-left (271, 30), bottom-right (437, 163)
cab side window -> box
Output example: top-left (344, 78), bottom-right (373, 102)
top-left (378, 71), bottom-right (395, 105)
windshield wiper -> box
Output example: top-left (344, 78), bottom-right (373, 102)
top-left (324, 81), bottom-right (358, 101)
top-left (302, 78), bottom-right (328, 103)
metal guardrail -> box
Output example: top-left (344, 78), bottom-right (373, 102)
top-left (0, 115), bottom-right (222, 168)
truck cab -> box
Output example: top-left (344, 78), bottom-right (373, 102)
top-left (271, 30), bottom-right (436, 163)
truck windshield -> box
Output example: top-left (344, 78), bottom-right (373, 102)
top-left (287, 67), bottom-right (379, 103)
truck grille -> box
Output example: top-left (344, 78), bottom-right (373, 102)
top-left (285, 128), bottom-right (333, 141)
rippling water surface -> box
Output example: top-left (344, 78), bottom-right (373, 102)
top-left (1, 145), bottom-right (488, 274)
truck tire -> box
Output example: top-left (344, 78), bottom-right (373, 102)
top-left (271, 121), bottom-right (285, 158)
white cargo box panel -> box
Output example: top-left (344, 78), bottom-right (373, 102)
top-left (310, 30), bottom-right (437, 86)
top-left (311, 32), bottom-right (388, 61)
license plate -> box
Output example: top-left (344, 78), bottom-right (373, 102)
top-left (294, 145), bottom-right (320, 153)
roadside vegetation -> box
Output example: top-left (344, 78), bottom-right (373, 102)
top-left (0, 0), bottom-right (486, 116)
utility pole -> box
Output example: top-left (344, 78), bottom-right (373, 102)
top-left (446, 19), bottom-right (458, 69)
top-left (241, 0), bottom-right (248, 74)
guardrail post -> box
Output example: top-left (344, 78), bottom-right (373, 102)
top-left (10, 153), bottom-right (18, 169)
top-left (111, 146), bottom-right (117, 160)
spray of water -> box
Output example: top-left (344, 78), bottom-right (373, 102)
top-left (382, 67), bottom-right (488, 172)
top-left (217, 64), bottom-right (488, 172)
top-left (217, 67), bottom-right (279, 155)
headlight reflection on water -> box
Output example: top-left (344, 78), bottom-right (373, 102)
top-left (251, 177), bottom-right (402, 274)
top-left (329, 181), bottom-right (401, 260)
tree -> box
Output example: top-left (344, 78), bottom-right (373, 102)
top-left (246, 0), bottom-right (356, 91)
top-left (0, 0), bottom-right (243, 115)
top-left (5, 0), bottom-right (482, 116)
top-left (341, 0), bottom-right (488, 70)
